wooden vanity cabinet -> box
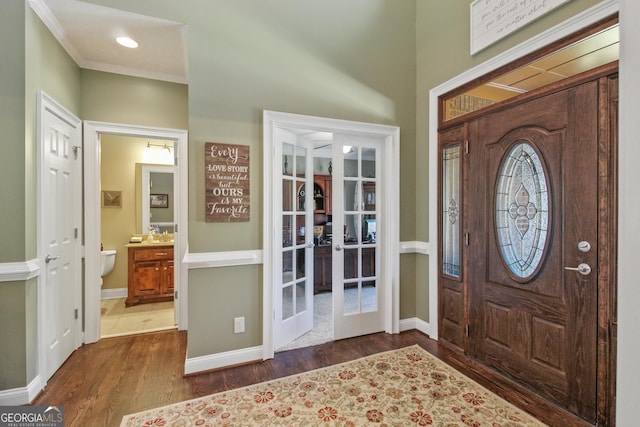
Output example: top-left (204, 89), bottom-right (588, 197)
top-left (126, 245), bottom-right (174, 306)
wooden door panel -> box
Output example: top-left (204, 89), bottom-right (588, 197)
top-left (484, 128), bottom-right (564, 299)
top-left (440, 287), bottom-right (465, 349)
top-left (467, 81), bottom-right (599, 421)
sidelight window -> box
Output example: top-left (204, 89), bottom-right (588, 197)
top-left (442, 145), bottom-right (461, 278)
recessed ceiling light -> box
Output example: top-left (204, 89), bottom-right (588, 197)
top-left (116, 36), bottom-right (138, 48)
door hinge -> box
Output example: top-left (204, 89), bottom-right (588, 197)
top-left (74, 308), bottom-right (78, 320)
top-left (465, 140), bottom-right (469, 154)
top-left (74, 228), bottom-right (78, 239)
top-left (465, 232), bottom-right (469, 246)
top-left (174, 291), bottom-right (178, 299)
top-left (465, 324), bottom-right (470, 337)
top-left (174, 224), bottom-right (178, 233)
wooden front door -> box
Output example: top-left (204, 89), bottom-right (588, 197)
top-left (466, 81), bottom-right (599, 421)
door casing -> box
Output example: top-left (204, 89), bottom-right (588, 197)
top-left (262, 110), bottom-right (400, 360)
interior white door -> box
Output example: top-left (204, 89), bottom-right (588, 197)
top-left (332, 135), bottom-right (385, 340)
top-left (274, 130), bottom-right (314, 350)
top-left (41, 94), bottom-right (82, 381)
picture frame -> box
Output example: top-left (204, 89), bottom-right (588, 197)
top-left (150, 193), bottom-right (169, 208)
top-left (101, 190), bottom-right (122, 207)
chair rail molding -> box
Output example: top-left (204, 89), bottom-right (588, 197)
top-left (0, 259), bottom-right (40, 282)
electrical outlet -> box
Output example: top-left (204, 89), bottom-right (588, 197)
top-left (234, 316), bottom-right (245, 334)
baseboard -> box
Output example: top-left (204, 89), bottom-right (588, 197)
top-left (184, 345), bottom-right (263, 375)
top-left (101, 287), bottom-right (127, 299)
top-left (399, 317), bottom-right (433, 338)
top-left (0, 375), bottom-right (44, 405)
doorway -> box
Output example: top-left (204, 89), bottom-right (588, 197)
top-left (262, 110), bottom-right (400, 358)
top-left (83, 121), bottom-right (188, 344)
top-left (98, 135), bottom-right (177, 338)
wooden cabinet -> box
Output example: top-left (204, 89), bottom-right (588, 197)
top-left (313, 245), bottom-right (333, 293)
top-left (294, 175), bottom-right (332, 214)
top-left (314, 175), bottom-right (332, 214)
top-left (313, 245), bottom-right (375, 294)
top-left (126, 245), bottom-right (174, 306)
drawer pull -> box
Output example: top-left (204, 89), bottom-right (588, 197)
top-left (155, 252), bottom-right (168, 256)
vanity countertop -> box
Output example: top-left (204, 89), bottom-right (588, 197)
top-left (125, 240), bottom-right (174, 248)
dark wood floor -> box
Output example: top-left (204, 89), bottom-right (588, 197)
top-left (32, 329), bottom-right (590, 427)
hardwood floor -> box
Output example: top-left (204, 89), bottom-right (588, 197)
top-left (33, 329), bottom-right (591, 427)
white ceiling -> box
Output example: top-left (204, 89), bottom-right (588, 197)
top-left (30, 0), bottom-right (188, 84)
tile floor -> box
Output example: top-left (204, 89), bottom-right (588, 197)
top-left (100, 298), bottom-right (176, 338)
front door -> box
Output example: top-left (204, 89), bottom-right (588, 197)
top-left (467, 81), bottom-right (599, 421)
top-left (41, 93), bottom-right (82, 381)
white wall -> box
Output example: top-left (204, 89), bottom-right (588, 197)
top-left (616, 0), bottom-right (640, 424)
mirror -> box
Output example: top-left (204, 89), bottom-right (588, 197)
top-left (135, 163), bottom-right (175, 233)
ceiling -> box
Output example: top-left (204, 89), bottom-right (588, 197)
top-left (30, 0), bottom-right (188, 84)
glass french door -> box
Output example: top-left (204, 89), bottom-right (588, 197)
top-left (332, 136), bottom-right (385, 340)
top-left (274, 138), bottom-right (314, 350)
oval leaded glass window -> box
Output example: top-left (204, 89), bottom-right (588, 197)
top-left (495, 141), bottom-right (549, 279)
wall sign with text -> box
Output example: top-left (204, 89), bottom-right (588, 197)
top-left (471, 0), bottom-right (571, 54)
top-left (205, 142), bottom-right (250, 222)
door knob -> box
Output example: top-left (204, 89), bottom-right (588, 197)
top-left (45, 254), bottom-right (60, 263)
top-left (564, 263), bottom-right (591, 276)
top-left (335, 244), bottom-right (343, 251)
top-left (306, 242), bottom-right (315, 248)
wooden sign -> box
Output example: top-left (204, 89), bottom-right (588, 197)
top-left (205, 142), bottom-right (250, 222)
top-left (471, 0), bottom-right (571, 54)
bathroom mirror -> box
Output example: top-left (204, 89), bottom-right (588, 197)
top-left (135, 163), bottom-right (175, 233)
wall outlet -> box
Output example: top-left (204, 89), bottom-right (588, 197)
top-left (234, 316), bottom-right (245, 334)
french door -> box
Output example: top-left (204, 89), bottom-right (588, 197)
top-left (332, 135), bottom-right (384, 340)
top-left (439, 77), bottom-right (614, 422)
top-left (274, 132), bottom-right (314, 350)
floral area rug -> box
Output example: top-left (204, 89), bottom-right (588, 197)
top-left (120, 345), bottom-right (546, 426)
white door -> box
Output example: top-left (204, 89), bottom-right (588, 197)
top-left (274, 130), bottom-right (314, 350)
top-left (40, 93), bottom-right (82, 381)
top-left (332, 135), bottom-right (385, 340)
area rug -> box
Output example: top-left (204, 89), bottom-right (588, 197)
top-left (120, 345), bottom-right (546, 426)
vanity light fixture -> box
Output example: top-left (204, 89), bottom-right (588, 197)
top-left (144, 142), bottom-right (173, 165)
top-left (116, 36), bottom-right (139, 48)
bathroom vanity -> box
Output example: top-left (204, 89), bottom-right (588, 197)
top-left (125, 243), bottom-right (174, 306)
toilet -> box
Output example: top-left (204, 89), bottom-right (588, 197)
top-left (100, 249), bottom-right (116, 285)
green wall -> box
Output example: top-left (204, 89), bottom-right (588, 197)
top-left (185, 0), bottom-right (417, 356)
top-left (0, 1), bottom-right (81, 389)
top-left (0, 1), bottom-right (27, 264)
top-left (80, 69), bottom-right (188, 128)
